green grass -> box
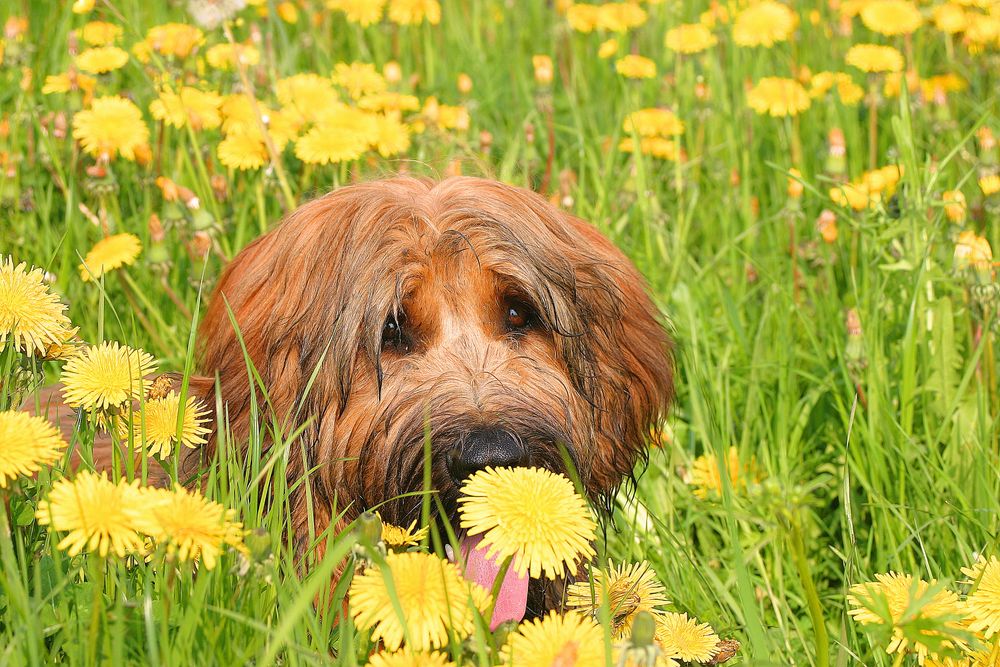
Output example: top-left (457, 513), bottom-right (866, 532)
top-left (1, 0), bottom-right (999, 664)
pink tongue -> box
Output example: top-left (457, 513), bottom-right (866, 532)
top-left (461, 535), bottom-right (528, 630)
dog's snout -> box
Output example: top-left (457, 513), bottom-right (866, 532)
top-left (446, 427), bottom-right (529, 482)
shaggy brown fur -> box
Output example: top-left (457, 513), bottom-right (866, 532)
top-left (185, 176), bottom-right (672, 601)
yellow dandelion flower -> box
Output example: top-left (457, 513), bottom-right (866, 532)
top-left (327, 0), bottom-right (386, 26)
top-left (686, 447), bottom-right (757, 498)
top-left (963, 557), bottom-right (1000, 638)
top-left (665, 23), bottom-right (718, 54)
top-left (150, 87), bottom-right (223, 131)
top-left (205, 42), bottom-right (260, 70)
top-left (618, 137), bottom-right (681, 161)
top-left (142, 23), bottom-right (204, 60)
top-left (387, 0), bottom-right (441, 25)
top-left (746, 77), bottom-right (811, 117)
top-left (133, 391), bottom-right (210, 458)
top-left (578, 39), bottom-right (607, 62)
top-left (0, 256), bottom-right (72, 355)
top-left (566, 4), bottom-right (601, 33)
top-left (72, 96), bottom-right (150, 161)
top-left (295, 127), bottom-right (369, 164)
top-left (41, 325), bottom-right (83, 361)
top-left (981, 174), bottom-right (1000, 196)
top-left (830, 181), bottom-right (875, 210)
top-left (623, 108), bottom-right (684, 137)
top-left (861, 0), bottom-right (923, 35)
top-left (276, 73), bottom-right (339, 124)
top-left (373, 114), bottom-right (411, 157)
top-left (934, 3), bottom-right (968, 33)
top-left (596, 3), bottom-right (647, 32)
top-left (566, 560), bottom-right (669, 639)
top-left (615, 54), bottom-right (656, 79)
top-left (378, 514), bottom-right (429, 549)
top-left (137, 486), bottom-right (243, 570)
top-left (943, 190), bottom-right (967, 223)
top-left (655, 612), bottom-right (720, 663)
top-left (357, 91), bottom-right (420, 113)
top-left (80, 21), bottom-right (122, 46)
top-left (35, 471), bottom-right (146, 557)
top-left (220, 96), bottom-right (299, 149)
top-left (366, 651), bottom-right (456, 667)
top-left (218, 133), bottom-right (268, 170)
top-left (42, 72), bottom-right (97, 97)
top-left (845, 44), bottom-right (904, 73)
top-left (733, 1), bottom-right (798, 47)
top-left (847, 572), bottom-right (963, 662)
top-left (61, 341), bottom-right (156, 412)
top-left (836, 76), bottom-right (865, 105)
top-left (315, 105), bottom-right (381, 143)
top-left (333, 61), bottom-right (387, 100)
top-left (79, 233), bottom-right (142, 282)
top-left (503, 611), bottom-right (609, 667)
top-left (0, 412), bottom-right (66, 488)
top-left (432, 103), bottom-right (469, 131)
top-left (955, 230), bottom-right (994, 271)
top-left (73, 0), bottom-right (95, 13)
top-left (75, 46), bottom-right (128, 74)
top-left (350, 551), bottom-right (490, 651)
top-left (458, 467), bottom-right (596, 580)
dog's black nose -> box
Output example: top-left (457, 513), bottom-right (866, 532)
top-left (447, 427), bottom-right (529, 482)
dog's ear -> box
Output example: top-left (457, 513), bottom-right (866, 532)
top-left (563, 215), bottom-right (674, 498)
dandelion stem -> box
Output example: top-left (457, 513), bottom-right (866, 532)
top-left (867, 76), bottom-right (879, 171)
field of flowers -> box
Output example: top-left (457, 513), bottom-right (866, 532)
top-left (1, 0), bottom-right (999, 664)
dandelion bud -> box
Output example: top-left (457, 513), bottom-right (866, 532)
top-left (845, 308), bottom-right (867, 374)
top-left (787, 168), bottom-right (804, 199)
top-left (210, 174), bottom-right (228, 202)
top-left (826, 128), bottom-right (847, 177)
top-left (156, 176), bottom-right (180, 202)
top-left (457, 72), bottom-right (472, 94)
top-left (355, 511), bottom-right (383, 551)
top-left (729, 169), bottom-right (740, 187)
top-left (978, 127), bottom-right (997, 157)
top-left (148, 213), bottom-right (165, 244)
top-left (479, 129), bottom-right (493, 155)
top-left (943, 190), bottom-right (966, 223)
top-left (445, 159), bottom-right (462, 178)
top-left (817, 209), bottom-right (838, 243)
top-left (630, 611), bottom-right (657, 648)
top-left (188, 231), bottom-right (212, 259)
top-left (244, 527), bottom-right (272, 563)
top-left (52, 111), bottom-right (67, 139)
top-left (383, 60), bottom-right (402, 84)
top-left (524, 122), bottom-right (536, 144)
top-left (72, 0), bottom-right (95, 14)
top-left (532, 54), bottom-right (554, 86)
top-left (709, 639), bottom-right (742, 664)
top-left (133, 143), bottom-right (152, 166)
top-left (694, 77), bottom-right (710, 102)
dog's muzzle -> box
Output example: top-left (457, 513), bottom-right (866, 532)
top-left (444, 427), bottom-right (530, 483)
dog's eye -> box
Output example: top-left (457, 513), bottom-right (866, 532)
top-left (504, 299), bottom-right (538, 332)
top-left (382, 313), bottom-right (411, 353)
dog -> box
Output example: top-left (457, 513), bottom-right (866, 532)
top-left (177, 175), bottom-right (673, 619)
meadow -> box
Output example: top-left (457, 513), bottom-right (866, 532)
top-left (1, 0), bottom-right (999, 664)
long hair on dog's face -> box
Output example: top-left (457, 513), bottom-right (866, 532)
top-left (192, 176), bottom-right (672, 548)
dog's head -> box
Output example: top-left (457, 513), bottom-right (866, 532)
top-left (193, 176), bottom-right (672, 590)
